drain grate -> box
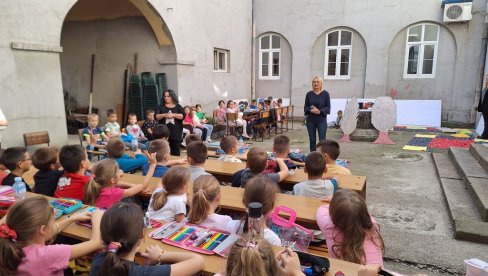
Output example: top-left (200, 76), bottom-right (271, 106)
top-left (381, 152), bottom-right (423, 161)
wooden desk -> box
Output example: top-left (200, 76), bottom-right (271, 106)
top-left (121, 174), bottom-right (324, 229)
top-left (207, 150), bottom-right (306, 167)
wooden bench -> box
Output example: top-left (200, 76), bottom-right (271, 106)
top-left (207, 149), bottom-right (306, 167)
top-left (23, 131), bottom-right (50, 148)
top-left (19, 193), bottom-right (360, 275)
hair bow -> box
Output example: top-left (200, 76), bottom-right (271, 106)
top-left (0, 224), bottom-right (17, 240)
top-left (107, 241), bottom-right (122, 253)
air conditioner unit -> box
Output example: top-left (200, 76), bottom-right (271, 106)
top-left (443, 2), bottom-right (472, 23)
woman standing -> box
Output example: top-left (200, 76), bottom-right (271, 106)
top-left (155, 89), bottom-right (184, 156)
top-left (304, 76), bottom-right (331, 152)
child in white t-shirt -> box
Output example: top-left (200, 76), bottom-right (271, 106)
top-left (293, 151), bottom-right (338, 198)
top-left (146, 166), bottom-right (189, 222)
top-left (188, 175), bottom-right (240, 233)
top-left (218, 135), bottom-right (243, 163)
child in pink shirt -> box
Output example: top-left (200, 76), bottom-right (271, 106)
top-left (315, 189), bottom-right (384, 266)
top-left (188, 175), bottom-right (240, 233)
top-left (84, 153), bottom-right (157, 209)
top-left (0, 196), bottom-right (103, 276)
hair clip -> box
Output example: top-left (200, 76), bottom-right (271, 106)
top-left (245, 242), bottom-right (258, 249)
top-left (107, 241), bottom-right (122, 253)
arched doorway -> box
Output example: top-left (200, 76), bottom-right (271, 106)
top-left (60, 0), bottom-right (177, 127)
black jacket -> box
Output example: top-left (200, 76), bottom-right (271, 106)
top-left (479, 88), bottom-right (488, 113)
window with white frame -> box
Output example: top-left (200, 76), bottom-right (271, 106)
top-left (259, 34), bottom-right (280, 79)
top-left (214, 48), bottom-right (229, 72)
top-left (404, 24), bottom-right (439, 78)
top-left (324, 30), bottom-right (353, 79)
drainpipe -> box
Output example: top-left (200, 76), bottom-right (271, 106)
top-left (251, 0), bottom-right (256, 100)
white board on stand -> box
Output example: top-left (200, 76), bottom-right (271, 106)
top-left (329, 99), bottom-right (442, 127)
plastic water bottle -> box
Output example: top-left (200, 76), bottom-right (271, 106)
top-left (248, 202), bottom-right (263, 237)
top-left (13, 177), bottom-right (27, 200)
top-left (131, 135), bottom-right (138, 150)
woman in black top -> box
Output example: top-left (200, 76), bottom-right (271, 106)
top-left (304, 76), bottom-right (331, 152)
top-left (155, 89), bottom-right (184, 156)
top-left (477, 75), bottom-right (488, 139)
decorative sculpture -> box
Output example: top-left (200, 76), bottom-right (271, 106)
top-left (372, 96), bottom-right (397, 144)
top-left (340, 97), bottom-right (359, 142)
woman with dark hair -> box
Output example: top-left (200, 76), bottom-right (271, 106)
top-left (304, 76), bottom-right (331, 152)
top-left (155, 90), bottom-right (185, 156)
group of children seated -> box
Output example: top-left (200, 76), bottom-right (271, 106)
top-left (0, 130), bottom-right (384, 275)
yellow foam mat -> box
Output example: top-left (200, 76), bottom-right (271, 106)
top-left (403, 145), bottom-right (428, 151)
top-left (451, 133), bottom-right (470, 138)
top-left (474, 138), bottom-right (488, 142)
top-left (414, 134), bottom-right (437, 138)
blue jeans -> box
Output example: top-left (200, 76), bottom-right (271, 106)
top-left (306, 119), bottom-right (327, 152)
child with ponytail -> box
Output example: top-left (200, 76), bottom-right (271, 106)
top-left (90, 201), bottom-right (204, 276)
top-left (316, 189), bottom-right (384, 266)
top-left (146, 166), bottom-right (190, 222)
top-left (84, 153), bottom-right (157, 209)
top-left (188, 175), bottom-right (240, 232)
top-left (223, 233), bottom-right (304, 276)
top-left (0, 196), bottom-right (102, 276)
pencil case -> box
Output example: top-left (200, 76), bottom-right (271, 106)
top-left (268, 205), bottom-right (314, 252)
top-left (50, 198), bottom-right (83, 215)
top-left (76, 207), bottom-right (98, 228)
top-left (149, 222), bottom-right (240, 258)
top-left (0, 186), bottom-right (13, 196)
top-left (0, 196), bottom-right (15, 215)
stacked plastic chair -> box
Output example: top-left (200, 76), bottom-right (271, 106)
top-left (155, 73), bottom-right (167, 104)
top-left (142, 74), bottom-right (159, 113)
top-left (128, 75), bottom-right (144, 120)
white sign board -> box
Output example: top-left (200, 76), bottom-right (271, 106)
top-left (329, 99), bottom-right (442, 127)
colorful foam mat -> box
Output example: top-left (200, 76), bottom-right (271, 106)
top-left (403, 132), bottom-right (488, 152)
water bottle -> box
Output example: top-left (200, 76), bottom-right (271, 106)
top-left (248, 202), bottom-right (263, 237)
top-left (131, 135), bottom-right (138, 150)
top-left (13, 177), bottom-right (27, 200)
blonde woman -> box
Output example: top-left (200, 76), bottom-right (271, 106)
top-left (304, 76), bottom-right (331, 152)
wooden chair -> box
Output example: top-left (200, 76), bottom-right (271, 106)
top-left (252, 110), bottom-right (271, 141)
top-left (289, 105), bottom-right (295, 129)
top-left (23, 131), bottom-right (50, 148)
top-left (77, 129), bottom-right (105, 160)
top-left (212, 109), bottom-right (226, 138)
top-left (281, 106), bottom-right (289, 132)
top-left (273, 107), bottom-right (284, 135)
top-left (226, 112), bottom-right (243, 136)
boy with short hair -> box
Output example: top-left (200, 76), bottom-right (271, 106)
top-left (142, 140), bottom-right (170, 177)
top-left (237, 147), bottom-right (289, 188)
top-left (104, 109), bottom-right (122, 138)
top-left (0, 147), bottom-right (32, 191)
top-left (249, 99), bottom-right (258, 109)
top-left (218, 135), bottom-right (242, 163)
top-left (106, 139), bottom-right (148, 173)
top-left (263, 135), bottom-right (296, 174)
top-left (186, 141), bottom-right (210, 182)
top-left (126, 113), bottom-right (148, 150)
top-left (185, 134), bottom-right (201, 147)
top-left (32, 147), bottom-right (63, 196)
top-left (293, 152), bottom-right (338, 198)
top-left (83, 113), bottom-right (107, 159)
top-left (316, 139), bottom-right (351, 175)
top-left (54, 145), bottom-right (91, 200)
top-left (152, 124), bottom-right (170, 140)
top-left (142, 109), bottom-right (159, 141)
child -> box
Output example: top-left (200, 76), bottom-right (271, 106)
top-left (218, 135), bottom-right (242, 163)
top-left (84, 155), bottom-right (156, 209)
top-left (90, 202), bottom-right (204, 275)
top-left (126, 113), bottom-right (148, 150)
top-left (106, 139), bottom-right (148, 173)
top-left (0, 196), bottom-right (102, 275)
top-left (0, 147), bottom-right (32, 191)
top-left (184, 133), bottom-right (201, 147)
top-left (293, 152), bottom-right (338, 198)
top-left (264, 135), bottom-right (296, 174)
top-left (32, 147), bottom-right (63, 196)
top-left (257, 101), bottom-right (264, 110)
top-left (227, 101), bottom-right (252, 139)
top-left (152, 124), bottom-right (170, 140)
top-left (333, 110), bottom-right (343, 128)
top-left (316, 139), bottom-right (352, 175)
top-left (54, 145), bottom-right (91, 200)
top-left (249, 99), bottom-right (258, 110)
top-left (316, 189), bottom-right (384, 266)
top-left (104, 109), bottom-right (122, 138)
top-left (183, 106), bottom-right (205, 141)
top-left (82, 113), bottom-right (107, 157)
top-left (237, 147), bottom-right (289, 188)
top-left (188, 175), bottom-right (239, 232)
top-left (0, 149), bottom-right (7, 183)
top-left (195, 104), bottom-right (213, 142)
top-left (241, 176), bottom-right (281, 246)
top-left (141, 109), bottom-right (159, 141)
top-left (216, 100), bottom-right (227, 126)
top-left (224, 233), bottom-right (303, 276)
top-left (186, 141), bottom-right (210, 182)
top-left (146, 166), bottom-right (190, 222)
top-left (143, 140), bottom-right (169, 177)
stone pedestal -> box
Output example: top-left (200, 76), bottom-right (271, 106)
top-left (351, 110), bottom-right (378, 142)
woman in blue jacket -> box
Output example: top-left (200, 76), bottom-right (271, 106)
top-left (304, 76), bottom-right (331, 152)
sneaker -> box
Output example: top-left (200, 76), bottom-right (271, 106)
top-left (206, 138), bottom-right (212, 143)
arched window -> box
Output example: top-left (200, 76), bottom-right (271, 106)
top-left (324, 30), bottom-right (352, 79)
top-left (404, 23), bottom-right (439, 78)
top-left (259, 34), bottom-right (281, 80)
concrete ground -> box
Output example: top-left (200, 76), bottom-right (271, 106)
top-left (67, 122), bottom-right (488, 275)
